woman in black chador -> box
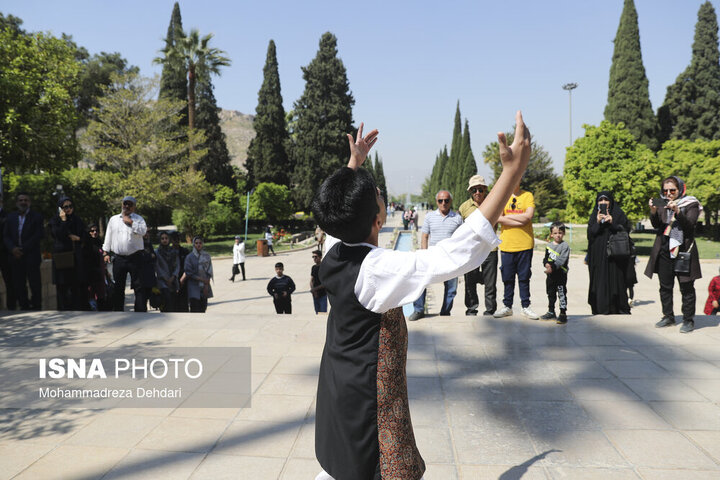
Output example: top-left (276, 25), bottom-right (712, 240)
top-left (587, 191), bottom-right (632, 314)
top-left (49, 196), bottom-right (88, 310)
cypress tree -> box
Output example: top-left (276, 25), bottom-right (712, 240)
top-left (604, 0), bottom-right (658, 150)
top-left (430, 146), bottom-right (449, 201)
top-left (291, 32), bottom-right (355, 209)
top-left (658, 1), bottom-right (720, 143)
top-left (441, 102), bottom-right (463, 191)
top-left (195, 75), bottom-right (234, 187)
top-left (363, 155), bottom-right (375, 178)
top-left (374, 151), bottom-right (388, 204)
top-left (457, 119), bottom-right (477, 199)
top-left (245, 40), bottom-right (290, 187)
top-left (158, 2), bottom-right (187, 126)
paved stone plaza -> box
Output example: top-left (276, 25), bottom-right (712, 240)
top-left (2, 212), bottom-right (720, 479)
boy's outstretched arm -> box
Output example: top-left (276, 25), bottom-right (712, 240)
top-left (479, 111), bottom-right (531, 225)
top-left (346, 122), bottom-right (379, 170)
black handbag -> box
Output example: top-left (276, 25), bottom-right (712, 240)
top-left (674, 241), bottom-right (695, 274)
top-left (607, 229), bottom-right (631, 258)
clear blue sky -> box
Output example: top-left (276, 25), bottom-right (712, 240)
top-left (0, 0), bottom-right (708, 197)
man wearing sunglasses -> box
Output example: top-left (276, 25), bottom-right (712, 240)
top-left (459, 175), bottom-right (498, 316)
top-left (102, 196), bottom-right (148, 312)
top-left (408, 190), bottom-right (464, 321)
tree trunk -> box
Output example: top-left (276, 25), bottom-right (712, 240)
top-left (187, 65), bottom-right (196, 131)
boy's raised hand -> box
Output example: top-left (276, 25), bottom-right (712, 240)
top-left (347, 122), bottom-right (379, 170)
top-left (497, 111), bottom-right (531, 175)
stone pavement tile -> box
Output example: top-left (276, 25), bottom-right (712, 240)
top-left (256, 374), bottom-right (318, 397)
top-left (650, 401), bottom-right (720, 430)
top-left (111, 407), bottom-right (175, 417)
top-left (461, 464), bottom-right (548, 479)
top-left (436, 357), bottom-right (496, 378)
top-left (406, 359), bottom-right (440, 377)
top-left (214, 420), bottom-right (303, 458)
top-left (285, 341), bottom-right (325, 357)
top-left (13, 444), bottom-right (128, 480)
top-left (64, 412), bottom-right (165, 448)
top-left (565, 378), bottom-right (640, 402)
top-left (280, 458), bottom-right (323, 479)
top-left (162, 328), bottom-right (217, 346)
top-left (583, 346), bottom-right (644, 361)
top-left (440, 376), bottom-right (505, 402)
top-left (170, 407), bottom-right (241, 420)
top-left (495, 360), bottom-right (561, 382)
top-left (190, 454), bottom-right (284, 479)
top-left (568, 332), bottom-right (626, 347)
top-left (621, 378), bottom-right (706, 402)
top-left (409, 399), bottom-right (450, 427)
top-left (636, 468), bottom-right (720, 480)
top-left (452, 427), bottom-right (536, 465)
top-left (654, 360), bottom-right (720, 379)
top-left (689, 345), bottom-right (720, 362)
top-left (247, 342), bottom-right (291, 357)
top-left (502, 380), bottom-right (574, 402)
top-left (0, 408), bottom-right (97, 445)
top-left (407, 376), bottom-right (443, 400)
top-left (446, 400), bottom-right (523, 431)
top-left (201, 328), bottom-right (259, 345)
top-left (578, 400), bottom-right (671, 429)
top-left (103, 449), bottom-right (205, 480)
top-left (0, 442), bottom-right (54, 480)
top-left (537, 346), bottom-right (593, 361)
top-left (413, 426), bottom-right (453, 463)
top-left (423, 463), bottom-right (459, 479)
top-left (606, 430), bottom-right (718, 469)
top-left (516, 401), bottom-right (601, 434)
top-left (407, 343), bottom-right (436, 361)
top-left (251, 355), bottom-right (280, 373)
top-left (273, 356), bottom-right (320, 376)
top-left (682, 378), bottom-right (720, 402)
top-left (531, 430), bottom-right (629, 468)
top-left (236, 394), bottom-right (313, 422)
top-left (635, 345), bottom-right (702, 362)
top-left (289, 421), bottom-right (315, 459)
top-left (544, 360), bottom-right (612, 380)
top-left (600, 360), bottom-right (671, 379)
top-left (545, 466), bottom-right (640, 479)
top-left (685, 431), bottom-right (720, 464)
top-left (137, 417), bottom-right (230, 453)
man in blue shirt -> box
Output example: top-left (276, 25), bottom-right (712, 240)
top-left (408, 190), bottom-right (464, 321)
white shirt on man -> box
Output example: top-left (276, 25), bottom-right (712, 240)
top-left (102, 213), bottom-right (147, 256)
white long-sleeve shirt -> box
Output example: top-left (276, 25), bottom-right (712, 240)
top-left (324, 209), bottom-right (500, 313)
top-left (102, 213), bottom-right (147, 256)
top-left (233, 242), bottom-right (246, 263)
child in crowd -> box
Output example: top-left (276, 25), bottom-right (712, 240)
top-left (311, 113), bottom-right (531, 480)
top-left (267, 262), bottom-right (295, 314)
top-left (705, 267), bottom-right (720, 315)
top-left (541, 222), bottom-right (570, 324)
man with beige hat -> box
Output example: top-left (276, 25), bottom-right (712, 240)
top-left (458, 175), bottom-right (498, 315)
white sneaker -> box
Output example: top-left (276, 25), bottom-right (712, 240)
top-left (493, 306), bottom-right (512, 318)
top-left (522, 307), bottom-right (539, 320)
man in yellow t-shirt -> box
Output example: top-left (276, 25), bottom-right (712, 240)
top-left (458, 175), bottom-right (498, 316)
top-left (493, 185), bottom-right (539, 319)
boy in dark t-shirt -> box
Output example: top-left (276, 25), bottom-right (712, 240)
top-left (267, 262), bottom-right (295, 314)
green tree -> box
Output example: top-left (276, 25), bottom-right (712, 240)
top-left (658, 2), bottom-right (720, 144)
top-left (564, 121), bottom-right (662, 222)
top-left (374, 151), bottom-right (388, 204)
top-left (425, 146), bottom-right (449, 203)
top-left (248, 182), bottom-right (294, 221)
top-left (483, 130), bottom-right (564, 217)
top-left (456, 119), bottom-right (478, 201)
top-left (195, 75), bottom-right (234, 187)
top-left (154, 28), bottom-right (230, 131)
top-left (246, 40), bottom-right (290, 187)
top-left (291, 32), bottom-right (355, 209)
top-left (604, 0), bottom-right (658, 150)
top-left (0, 12), bottom-right (24, 35)
top-left (441, 102), bottom-right (463, 193)
top-left (158, 2), bottom-right (188, 126)
top-left (0, 28), bottom-right (81, 172)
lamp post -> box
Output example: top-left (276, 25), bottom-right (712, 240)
top-left (562, 82), bottom-right (578, 146)
top-left (244, 189), bottom-right (254, 242)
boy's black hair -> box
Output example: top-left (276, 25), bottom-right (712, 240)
top-left (311, 167), bottom-right (379, 243)
top-left (312, 250), bottom-right (322, 257)
top-left (550, 221), bottom-right (566, 233)
top-left (275, 262), bottom-right (284, 269)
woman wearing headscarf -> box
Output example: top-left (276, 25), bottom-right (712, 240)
top-left (645, 176), bottom-right (701, 333)
top-left (155, 231), bottom-right (179, 312)
top-left (183, 236), bottom-right (213, 312)
top-left (49, 196), bottom-right (88, 310)
top-left (84, 223), bottom-right (112, 311)
top-left (587, 191), bottom-right (632, 315)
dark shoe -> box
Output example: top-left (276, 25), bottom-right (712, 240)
top-left (408, 311), bottom-right (424, 322)
top-left (540, 311), bottom-right (556, 320)
top-left (655, 316), bottom-right (676, 328)
top-left (439, 312), bottom-right (451, 316)
top-left (465, 309), bottom-right (478, 316)
top-left (229, 277), bottom-right (234, 282)
top-left (482, 310), bottom-right (495, 316)
top-left (556, 313), bottom-right (567, 324)
top-left (680, 320), bottom-right (694, 333)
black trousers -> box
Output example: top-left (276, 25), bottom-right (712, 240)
top-left (0, 252), bottom-right (15, 309)
top-left (10, 256), bottom-right (41, 310)
top-left (464, 249), bottom-right (498, 313)
top-left (273, 295), bottom-right (292, 314)
top-left (231, 262), bottom-right (245, 281)
top-left (189, 297), bottom-right (207, 313)
top-left (159, 288), bottom-right (176, 312)
top-left (657, 251), bottom-right (695, 321)
top-left (546, 271), bottom-right (568, 313)
top-left (111, 252), bottom-right (146, 312)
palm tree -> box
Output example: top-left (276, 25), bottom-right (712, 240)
top-left (154, 28), bottom-right (230, 131)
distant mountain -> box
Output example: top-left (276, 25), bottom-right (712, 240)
top-left (219, 109), bottom-right (255, 169)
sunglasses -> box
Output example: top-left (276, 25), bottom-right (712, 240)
top-left (89, 229), bottom-right (98, 233)
top-left (511, 198), bottom-right (517, 209)
top-left (470, 187), bottom-right (485, 194)
top-left (61, 204), bottom-right (73, 210)
top-left (437, 198), bottom-right (451, 204)
top-left (662, 188), bottom-right (677, 193)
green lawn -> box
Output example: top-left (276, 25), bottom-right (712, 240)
top-left (182, 232), bottom-right (315, 258)
top-left (534, 227), bottom-right (720, 260)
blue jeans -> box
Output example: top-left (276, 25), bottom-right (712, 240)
top-left (314, 294), bottom-right (327, 313)
top-left (500, 249), bottom-right (533, 309)
top-left (413, 277), bottom-right (458, 315)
